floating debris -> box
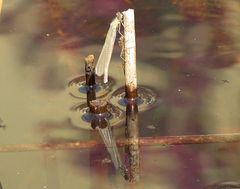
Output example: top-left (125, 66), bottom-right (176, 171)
top-left (146, 125), bottom-right (156, 130)
top-left (0, 118), bottom-right (6, 129)
top-left (222, 79), bottom-right (230, 83)
top-left (101, 157), bottom-right (111, 164)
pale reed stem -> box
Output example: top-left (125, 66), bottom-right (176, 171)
top-left (123, 9), bottom-right (138, 100)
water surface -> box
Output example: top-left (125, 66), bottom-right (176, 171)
top-left (0, 0), bottom-right (240, 188)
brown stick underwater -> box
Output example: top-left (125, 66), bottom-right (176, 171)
top-left (0, 133), bottom-right (240, 153)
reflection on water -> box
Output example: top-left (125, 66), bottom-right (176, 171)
top-left (206, 181), bottom-right (240, 189)
top-left (0, 0), bottom-right (240, 188)
top-left (125, 100), bottom-right (140, 183)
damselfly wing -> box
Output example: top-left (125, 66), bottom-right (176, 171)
top-left (95, 13), bottom-right (123, 83)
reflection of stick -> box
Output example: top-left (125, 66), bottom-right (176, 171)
top-left (125, 101), bottom-right (140, 182)
top-left (89, 100), bottom-right (108, 129)
top-left (123, 9), bottom-right (138, 100)
top-left (84, 55), bottom-right (96, 106)
top-left (1, 133), bottom-right (240, 152)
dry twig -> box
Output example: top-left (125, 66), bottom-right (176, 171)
top-left (0, 133), bottom-right (240, 153)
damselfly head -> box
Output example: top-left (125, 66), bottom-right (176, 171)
top-left (116, 12), bottom-right (123, 22)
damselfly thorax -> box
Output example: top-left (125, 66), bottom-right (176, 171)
top-left (118, 36), bottom-right (126, 74)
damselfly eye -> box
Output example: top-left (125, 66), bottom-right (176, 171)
top-left (116, 12), bottom-right (123, 21)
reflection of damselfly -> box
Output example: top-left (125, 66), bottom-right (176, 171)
top-left (95, 12), bottom-right (124, 83)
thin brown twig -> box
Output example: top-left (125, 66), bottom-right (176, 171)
top-left (0, 133), bottom-right (240, 153)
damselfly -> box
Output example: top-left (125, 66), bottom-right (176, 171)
top-left (95, 12), bottom-right (124, 83)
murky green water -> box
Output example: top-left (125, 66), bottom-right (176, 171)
top-left (0, 0), bottom-right (240, 188)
